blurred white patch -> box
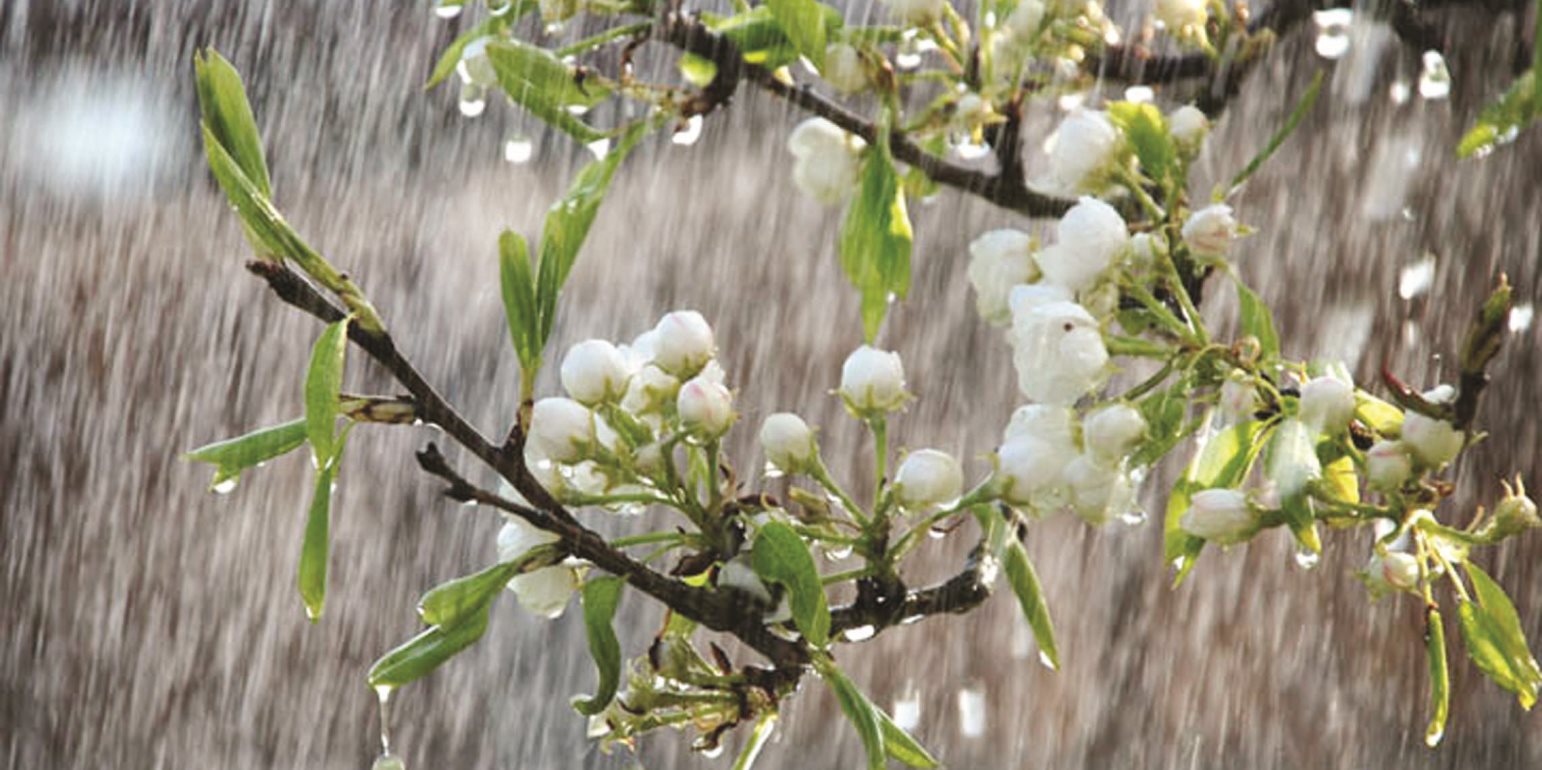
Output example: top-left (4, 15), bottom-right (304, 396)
top-left (1331, 21), bottom-right (1393, 105)
top-left (1418, 50), bottom-right (1452, 100)
top-left (1510, 302), bottom-right (1534, 333)
top-left (6, 69), bottom-right (183, 202)
top-left (503, 133), bottom-right (534, 163)
top-left (1389, 80), bottom-right (1412, 104)
top-left (1314, 304), bottom-right (1375, 367)
top-left (1360, 135), bottom-right (1423, 221)
top-left (1398, 254), bottom-right (1437, 300)
top-left (957, 686), bottom-right (987, 738)
top-left (1313, 9), bottom-right (1354, 60)
top-left (1122, 85), bottom-right (1154, 104)
top-left (891, 686), bottom-right (921, 731)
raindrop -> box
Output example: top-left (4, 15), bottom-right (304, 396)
top-left (892, 688), bottom-right (921, 731)
top-left (433, 3), bottom-right (462, 19)
top-left (896, 31), bottom-right (924, 70)
top-left (503, 134), bottom-right (534, 164)
top-left (585, 138), bottom-right (611, 159)
top-left (211, 478), bottom-right (238, 495)
top-left (1510, 303), bottom-right (1535, 333)
top-left (761, 461), bottom-right (784, 480)
top-left (1417, 51), bottom-right (1451, 100)
top-left (544, 21), bottom-right (566, 36)
top-left (564, 103), bottom-right (591, 116)
top-left (1056, 92), bottom-right (1086, 112)
top-left (821, 543), bottom-right (854, 560)
top-left (1122, 85), bottom-right (1155, 103)
top-left (1294, 549), bottom-right (1320, 570)
top-left (375, 685), bottom-right (395, 755)
top-left (1425, 728), bottom-right (1444, 748)
top-left (672, 115), bottom-right (704, 146)
top-left (843, 624), bottom-right (877, 642)
top-left (957, 686), bottom-right (987, 738)
top-left (457, 84), bottom-right (487, 118)
top-left (1170, 555), bottom-right (1188, 573)
top-left (953, 138), bottom-right (991, 160)
top-left (1312, 9), bottom-right (1353, 60)
top-left (1117, 509), bottom-right (1147, 526)
top-left (1389, 80), bottom-right (1411, 104)
top-left (1038, 649), bottom-right (1058, 670)
top-left (1398, 255), bottom-right (1436, 300)
top-left (926, 526), bottom-right (948, 540)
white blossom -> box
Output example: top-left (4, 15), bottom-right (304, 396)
top-left (882, 0), bottom-right (946, 26)
top-left (1008, 282), bottom-right (1073, 318)
top-left (822, 43), bottom-right (868, 93)
top-left (968, 229), bottom-right (1037, 324)
top-left (1168, 104), bottom-right (1209, 146)
top-left (1298, 375), bottom-right (1355, 434)
top-left (1082, 403), bottom-right (1146, 463)
top-left (651, 310), bottom-right (716, 376)
top-left (560, 339), bottom-right (631, 405)
top-left (996, 437), bottom-right (1071, 509)
top-left (497, 517), bottom-right (576, 619)
top-left (1010, 300), bottom-right (1109, 404)
top-left (839, 345), bottom-right (908, 413)
top-left (1402, 411), bottom-right (1463, 468)
top-left (1380, 551), bottom-right (1420, 590)
top-left (760, 413), bottom-right (816, 473)
top-left (528, 397), bottom-right (596, 464)
top-left (1365, 440), bottom-right (1413, 490)
top-left (894, 449), bottom-right (964, 509)
top-left (1220, 376), bottom-right (1258, 423)
top-left (677, 376), bottom-right (735, 438)
top-left (1268, 418), bottom-right (1322, 499)
top-left (1035, 196), bottom-right (1129, 292)
top-left (788, 118), bottom-right (865, 205)
top-left (1181, 204), bottom-right (1238, 257)
top-left (622, 364), bottom-right (679, 418)
top-left (1180, 488), bottom-right (1255, 543)
top-left (1047, 109), bottom-right (1120, 193)
top-left (1064, 454), bottom-right (1135, 525)
top-left (1003, 403), bottom-right (1076, 448)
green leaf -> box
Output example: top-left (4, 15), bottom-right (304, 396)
top-left (1164, 418), bottom-right (1268, 583)
top-left (822, 665), bottom-right (885, 770)
top-left (1229, 71), bottom-right (1323, 194)
top-left (298, 454), bottom-right (340, 622)
top-left (485, 40), bottom-right (613, 144)
top-left (1459, 563), bottom-right (1542, 709)
top-left (678, 52), bottom-right (718, 88)
top-left (367, 608), bottom-right (492, 689)
top-left (1457, 70), bottom-right (1538, 159)
top-left (1107, 101), bottom-right (1174, 184)
top-left (418, 559), bottom-right (525, 627)
top-left (1425, 607), bottom-right (1450, 747)
top-left (838, 128), bottom-right (913, 342)
top-left (705, 7), bottom-right (800, 68)
top-left (304, 318), bottom-right (350, 465)
top-left (498, 230), bottom-right (541, 374)
top-left (1320, 453), bottom-right (1359, 506)
top-left (534, 120), bottom-right (651, 345)
top-left (732, 713), bottom-right (778, 770)
top-left (1233, 277), bottom-right (1280, 360)
top-left (194, 49), bottom-right (271, 198)
top-left (1130, 380), bottom-right (1190, 468)
top-left (426, 15), bottom-right (516, 90)
top-left (750, 521), bottom-right (830, 648)
top-left (185, 418), bottom-right (307, 489)
top-left (573, 575), bottom-right (626, 715)
top-left (1002, 540), bottom-right (1059, 671)
top-left (768, 0), bottom-right (828, 66)
top-left (876, 706), bottom-right (939, 768)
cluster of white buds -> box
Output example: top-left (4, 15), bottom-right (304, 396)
top-left (787, 118), bottom-right (867, 205)
top-left (994, 401), bottom-right (1146, 524)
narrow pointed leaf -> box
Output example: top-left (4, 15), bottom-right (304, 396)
top-left (1002, 540), bottom-right (1059, 670)
top-left (498, 229), bottom-right (541, 373)
top-left (1107, 101), bottom-right (1174, 184)
top-left (1164, 417), bottom-right (1268, 584)
top-left (367, 609), bottom-right (492, 688)
top-left (768, 0), bottom-right (827, 66)
top-left (1457, 70), bottom-right (1538, 159)
top-left (1234, 277), bottom-right (1280, 360)
top-left (485, 40), bottom-right (613, 143)
top-left (298, 457), bottom-right (339, 622)
top-left (185, 417), bottom-right (307, 489)
top-left (418, 558), bottom-right (525, 627)
top-left (573, 575), bottom-right (626, 715)
top-left (304, 318), bottom-right (350, 465)
top-left (1229, 71), bottom-right (1323, 194)
top-left (194, 49), bottom-right (271, 198)
top-left (822, 666), bottom-right (885, 770)
top-left (1425, 607), bottom-right (1450, 747)
top-left (839, 129), bottom-right (912, 341)
top-left (1459, 564), bottom-right (1542, 708)
top-left (876, 703), bottom-right (939, 768)
top-left (750, 521), bottom-right (830, 647)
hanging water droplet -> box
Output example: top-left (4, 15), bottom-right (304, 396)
top-left (671, 115), bottom-right (704, 146)
top-left (1398, 255), bottom-right (1436, 300)
top-left (211, 477), bottom-right (238, 495)
top-left (433, 3), bottom-right (462, 19)
top-left (1425, 728), bottom-right (1444, 748)
top-left (585, 138), bottom-right (611, 159)
top-left (892, 687), bottom-right (921, 731)
top-left (843, 624), bottom-right (876, 642)
top-left (1038, 649), bottom-right (1058, 670)
top-left (1417, 51), bottom-right (1451, 100)
top-left (376, 685), bottom-right (395, 753)
top-left (503, 133), bottom-right (533, 164)
top-left (1389, 80), bottom-right (1411, 104)
top-left (1293, 549), bottom-right (1321, 570)
top-left (957, 686), bottom-right (987, 738)
top-left (371, 754), bottom-right (406, 770)
top-left (699, 744), bottom-right (725, 759)
top-left (896, 31), bottom-right (924, 70)
top-left (926, 525), bottom-right (948, 540)
top-left (544, 21), bottom-right (566, 36)
top-left (1509, 302), bottom-right (1534, 333)
top-left (457, 84), bottom-right (486, 118)
top-left (1312, 9), bottom-right (1353, 60)
top-left (761, 461), bottom-right (784, 480)
top-left (1117, 509), bottom-right (1148, 526)
top-left (1171, 555), bottom-right (1188, 573)
top-left (821, 543), bottom-right (854, 560)
top-left (564, 102), bottom-right (590, 116)
top-left (1122, 85), bottom-right (1155, 104)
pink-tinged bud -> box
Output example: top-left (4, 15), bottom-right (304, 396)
top-left (676, 376), bottom-right (735, 438)
top-left (1381, 552), bottom-right (1420, 590)
top-left (1181, 204), bottom-right (1238, 257)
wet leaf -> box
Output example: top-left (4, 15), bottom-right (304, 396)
top-left (706, 6), bottom-right (842, 68)
top-left (304, 318), bottom-right (350, 465)
top-left (751, 521), bottom-right (830, 647)
top-left (821, 664), bottom-right (886, 770)
top-left (1425, 607), bottom-right (1449, 747)
top-left (1164, 418), bottom-right (1267, 584)
top-left (677, 52), bottom-right (718, 88)
top-left (1234, 277), bottom-right (1280, 360)
top-left (839, 126), bottom-right (913, 342)
top-left (768, 0), bottom-right (827, 66)
top-left (184, 418), bottom-right (307, 489)
top-left (573, 575), bottom-right (626, 715)
top-left (1107, 101), bottom-right (1174, 185)
top-left (194, 49), bottom-right (271, 198)
top-left (1458, 563), bottom-right (1542, 708)
top-left (498, 230), bottom-right (541, 374)
top-left (367, 608), bottom-right (492, 688)
top-left (418, 559), bottom-right (525, 627)
top-left (877, 706), bottom-right (939, 768)
top-left (485, 40), bottom-right (614, 144)
top-left (1457, 70), bottom-right (1537, 159)
top-left (1320, 453), bottom-right (1360, 506)
top-left (298, 454), bottom-right (339, 622)
top-left (1002, 540), bottom-right (1059, 671)
top-left (1354, 392), bottom-right (1404, 436)
top-left (1130, 379), bottom-right (1190, 468)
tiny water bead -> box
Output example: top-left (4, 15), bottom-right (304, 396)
top-left (1398, 255), bottom-right (1437, 300)
top-left (433, 3), bottom-right (462, 19)
top-left (502, 133), bottom-right (533, 164)
top-left (457, 84), bottom-right (487, 118)
top-left (1509, 302), bottom-right (1535, 333)
top-left (1294, 549), bottom-right (1321, 571)
top-left (585, 138), bottom-right (611, 160)
top-left (211, 477), bottom-right (237, 495)
top-left (671, 115), bottom-right (704, 146)
top-left (1312, 9), bottom-right (1353, 60)
top-left (842, 624), bottom-right (876, 642)
top-left (371, 754), bottom-right (406, 770)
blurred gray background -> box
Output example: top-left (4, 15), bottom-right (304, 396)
top-left (2, 1), bottom-right (1539, 768)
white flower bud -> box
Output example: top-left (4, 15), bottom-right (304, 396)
top-left (1181, 204), bottom-right (1238, 257)
top-left (1035, 197), bottom-right (1129, 292)
top-left (718, 555), bottom-right (775, 604)
top-left (996, 437), bottom-right (1071, 509)
top-left (1298, 375), bottom-right (1355, 434)
top-left (1168, 104), bottom-right (1209, 146)
top-left (894, 449), bottom-right (964, 509)
top-left (882, 0), bottom-right (945, 26)
top-left (1365, 440), bottom-right (1414, 490)
top-left (1220, 376), bottom-right (1258, 423)
top-left (497, 517), bottom-right (574, 619)
top-left (968, 229), bottom-right (1037, 324)
top-left (1402, 412), bottom-right (1463, 468)
top-left (760, 412), bottom-right (816, 473)
top-left (1008, 282), bottom-right (1074, 318)
top-left (1127, 231), bottom-right (1163, 270)
top-left (1004, 0), bottom-right (1045, 38)
top-left (528, 397), bottom-right (596, 464)
top-left (1047, 109), bottom-right (1120, 193)
top-left (677, 376), bottom-right (735, 438)
top-left (1064, 454), bottom-right (1135, 525)
top-left (1083, 403), bottom-right (1146, 463)
top-left (559, 339), bottom-right (630, 405)
top-left (822, 43), bottom-right (868, 93)
top-left (1180, 488), bottom-right (1255, 543)
top-left (1010, 300), bottom-right (1109, 404)
top-left (839, 345), bottom-right (908, 414)
top-left (1487, 478), bottom-right (1540, 538)
top-left (651, 310), bottom-right (716, 376)
top-left (1268, 419), bottom-right (1322, 499)
top-left (1154, 0), bottom-right (1207, 30)
top-left (788, 118), bottom-right (866, 205)
top-left (1381, 551), bottom-right (1421, 590)
top-left (621, 364), bottom-right (679, 418)
top-left (1003, 403), bottom-right (1075, 448)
